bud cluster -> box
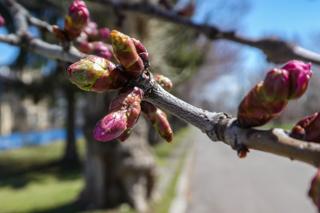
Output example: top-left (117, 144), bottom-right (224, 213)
top-left (238, 60), bottom-right (312, 127)
top-left (93, 87), bottom-right (143, 142)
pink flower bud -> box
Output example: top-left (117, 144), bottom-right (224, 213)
top-left (154, 74), bottom-right (173, 91)
top-left (290, 112), bottom-right (320, 143)
top-left (110, 30), bottom-right (145, 77)
top-left (67, 55), bottom-right (127, 92)
top-left (98, 28), bottom-right (111, 41)
top-left (281, 60), bottom-right (312, 99)
top-left (0, 15), bottom-right (5, 27)
top-left (110, 87), bottom-right (144, 129)
top-left (263, 68), bottom-right (290, 102)
top-left (64, 0), bottom-right (89, 39)
top-left (93, 110), bottom-right (127, 142)
top-left (238, 83), bottom-right (288, 127)
top-left (238, 60), bottom-right (312, 128)
top-left (91, 42), bottom-right (113, 60)
top-left (309, 168), bottom-right (320, 211)
top-left (141, 101), bottom-right (173, 142)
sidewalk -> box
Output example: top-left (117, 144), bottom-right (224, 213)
top-left (172, 127), bottom-right (317, 213)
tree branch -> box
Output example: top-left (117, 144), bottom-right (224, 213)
top-left (1, 0), bottom-right (319, 168)
top-left (1, 0), bottom-right (84, 63)
top-left (136, 74), bottom-right (320, 167)
top-left (94, 0), bottom-right (320, 65)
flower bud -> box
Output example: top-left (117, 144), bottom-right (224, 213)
top-left (263, 68), bottom-right (289, 102)
top-left (98, 28), bottom-right (111, 41)
top-left (141, 101), bottom-right (173, 142)
top-left (93, 110), bottom-right (127, 142)
top-left (0, 15), bottom-right (5, 27)
top-left (110, 30), bottom-right (145, 77)
top-left (83, 21), bottom-right (110, 42)
top-left (154, 109), bottom-right (173, 142)
top-left (64, 0), bottom-right (89, 40)
top-left (309, 168), bottom-right (320, 212)
top-left (238, 83), bottom-right (288, 127)
top-left (83, 21), bottom-right (98, 37)
top-left (281, 60), bottom-right (312, 99)
top-left (154, 74), bottom-right (173, 91)
top-left (110, 87), bottom-right (144, 129)
top-left (290, 112), bottom-right (320, 143)
top-left (132, 38), bottom-right (149, 66)
top-left (76, 41), bottom-right (112, 59)
top-left (67, 55), bottom-right (127, 92)
top-left (238, 60), bottom-right (312, 128)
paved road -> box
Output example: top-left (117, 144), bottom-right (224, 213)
top-left (186, 128), bottom-right (317, 213)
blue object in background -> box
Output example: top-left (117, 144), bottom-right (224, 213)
top-left (0, 128), bottom-right (83, 151)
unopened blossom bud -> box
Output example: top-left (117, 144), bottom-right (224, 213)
top-left (110, 30), bottom-right (145, 77)
top-left (263, 68), bottom-right (290, 102)
top-left (154, 74), bottom-right (173, 91)
top-left (154, 109), bottom-right (173, 142)
top-left (110, 87), bottom-right (144, 129)
top-left (281, 60), bottom-right (312, 99)
top-left (67, 55), bottom-right (126, 92)
top-left (0, 15), bottom-right (5, 27)
top-left (64, 0), bottom-right (89, 39)
top-left (309, 168), bottom-right (320, 212)
top-left (238, 83), bottom-right (288, 128)
top-left (93, 110), bottom-right (127, 142)
top-left (238, 60), bottom-right (312, 128)
top-left (91, 42), bottom-right (113, 60)
top-left (290, 112), bottom-right (320, 143)
top-left (132, 38), bottom-right (149, 66)
top-left (98, 28), bottom-right (111, 41)
top-left (141, 101), bottom-right (173, 142)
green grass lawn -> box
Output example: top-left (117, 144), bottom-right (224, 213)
top-left (0, 128), bottom-right (190, 213)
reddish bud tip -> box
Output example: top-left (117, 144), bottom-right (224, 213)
top-left (93, 110), bottom-right (127, 142)
top-left (64, 0), bottom-right (89, 39)
top-left (281, 60), bottom-right (312, 99)
top-left (98, 27), bottom-right (111, 41)
top-left (290, 112), bottom-right (320, 143)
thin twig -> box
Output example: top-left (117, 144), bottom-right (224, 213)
top-left (94, 0), bottom-right (320, 65)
